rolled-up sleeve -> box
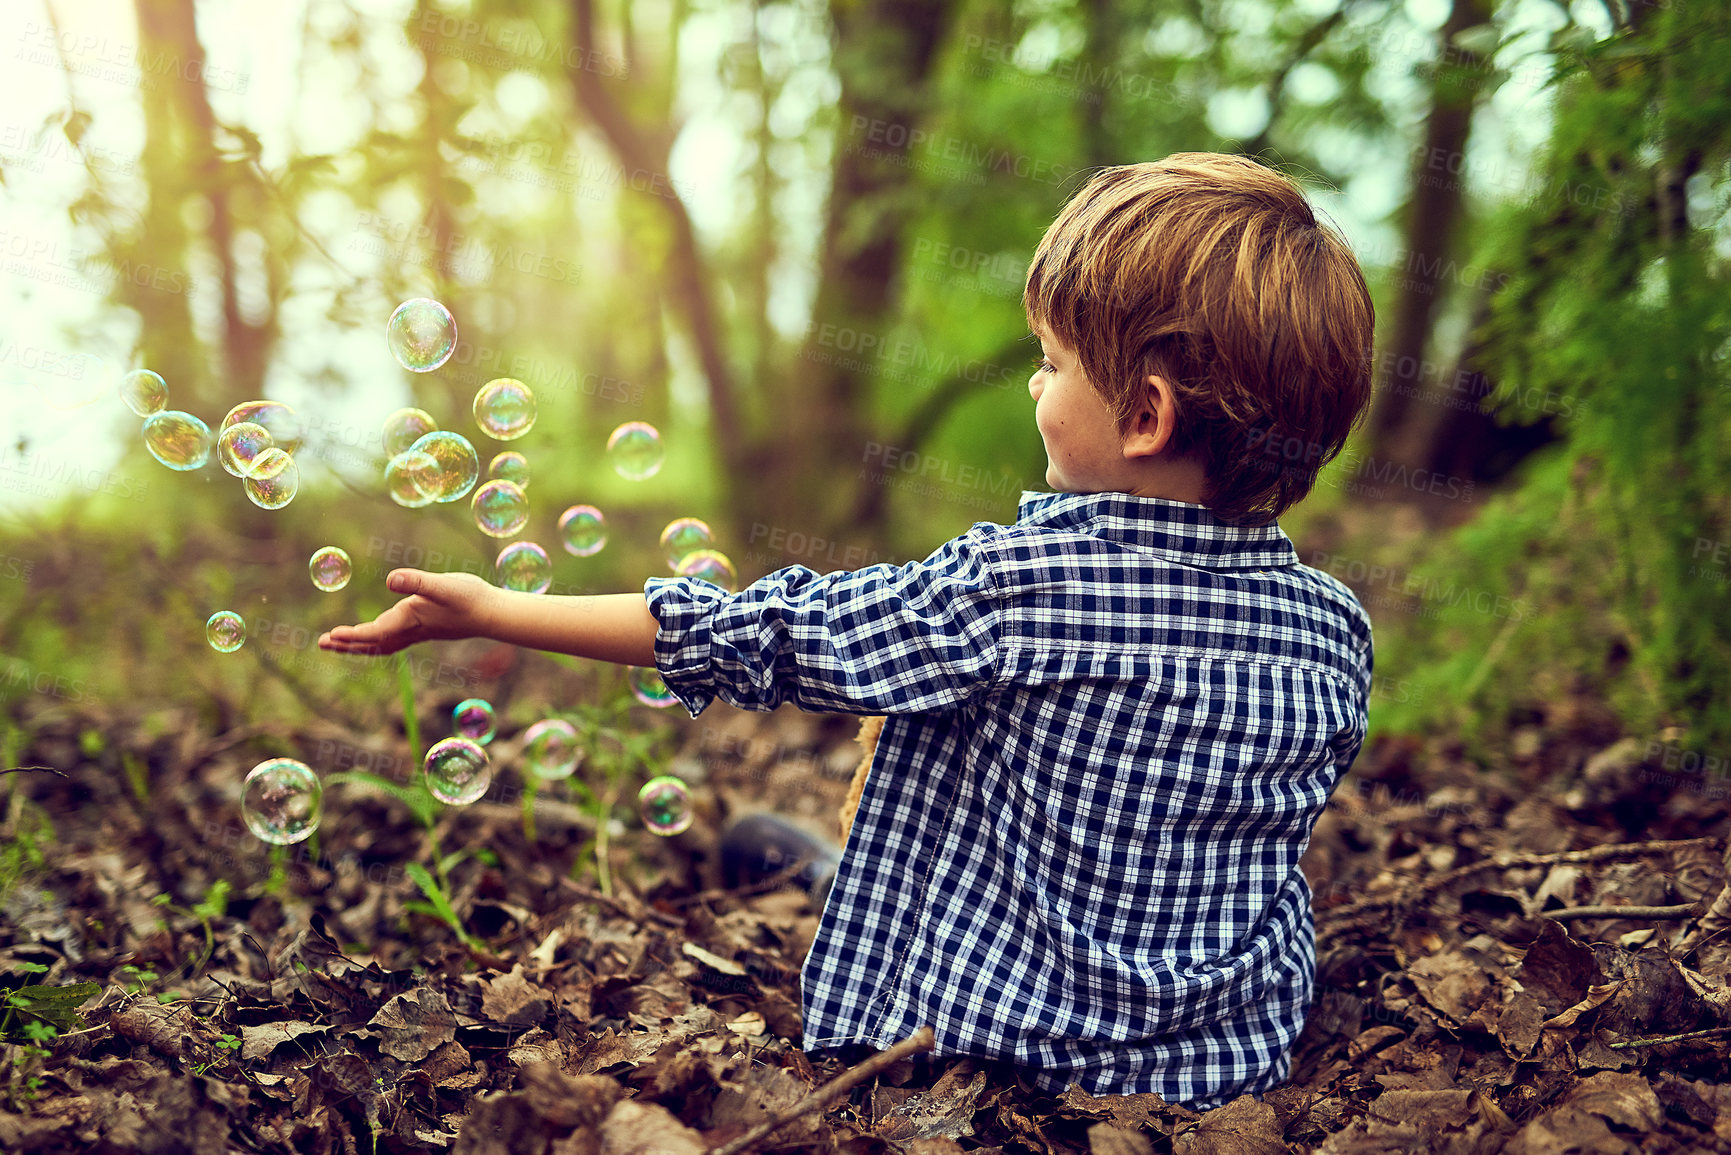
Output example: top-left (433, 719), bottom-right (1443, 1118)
top-left (643, 528), bottom-right (1002, 717)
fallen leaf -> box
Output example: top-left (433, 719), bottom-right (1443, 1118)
top-left (1175, 1095), bottom-right (1283, 1155)
top-left (597, 1098), bottom-right (705, 1154)
top-left (240, 1021), bottom-right (330, 1062)
top-left (369, 988), bottom-right (456, 1061)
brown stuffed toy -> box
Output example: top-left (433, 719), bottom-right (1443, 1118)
top-left (838, 715), bottom-right (884, 844)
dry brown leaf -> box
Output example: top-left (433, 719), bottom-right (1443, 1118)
top-left (1174, 1095), bottom-right (1283, 1155)
top-left (481, 964), bottom-right (553, 1028)
top-left (369, 987), bottom-right (457, 1061)
top-left (239, 1020), bottom-right (330, 1062)
top-left (1089, 1122), bottom-right (1156, 1155)
top-left (1406, 950), bottom-right (1493, 1023)
top-left (597, 1099), bottom-right (705, 1155)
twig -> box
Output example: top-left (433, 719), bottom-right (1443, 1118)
top-left (0, 766), bottom-right (66, 778)
top-left (1543, 902), bottom-right (1702, 921)
top-left (556, 876), bottom-right (681, 927)
top-left (706, 1027), bottom-right (936, 1155)
top-left (671, 861), bottom-right (815, 909)
top-left (1321, 837), bottom-right (1721, 923)
top-left (1609, 1025), bottom-right (1731, 1050)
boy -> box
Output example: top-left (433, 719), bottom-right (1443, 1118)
top-left (319, 152), bottom-right (1375, 1109)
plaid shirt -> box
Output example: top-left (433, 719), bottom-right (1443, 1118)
top-left (645, 491), bottom-right (1372, 1108)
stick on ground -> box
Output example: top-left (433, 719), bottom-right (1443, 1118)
top-left (706, 1026), bottom-right (936, 1155)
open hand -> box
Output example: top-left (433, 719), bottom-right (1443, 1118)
top-left (318, 569), bottom-right (497, 655)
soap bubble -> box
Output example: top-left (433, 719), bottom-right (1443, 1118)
top-left (658, 518), bottom-right (714, 569)
top-left (309, 546), bottom-right (351, 592)
top-left (241, 758), bottom-right (323, 845)
top-left (423, 737), bottom-right (491, 805)
top-left (473, 378), bottom-right (536, 441)
top-left (673, 549), bottom-right (737, 591)
top-left (452, 698), bottom-right (497, 744)
top-left (217, 421), bottom-right (274, 478)
top-left (205, 610), bottom-right (245, 653)
top-left (143, 411), bottom-right (212, 471)
top-left (606, 422), bottom-right (664, 481)
top-left (243, 448), bottom-right (299, 510)
top-left (385, 449), bottom-right (439, 508)
top-left (488, 450), bottom-right (530, 488)
top-left (119, 369), bottom-right (167, 417)
top-left (628, 666), bottom-right (679, 709)
top-left (557, 505), bottom-right (606, 556)
top-left (221, 400), bottom-right (303, 455)
top-left (387, 297), bottom-right (457, 372)
top-left (471, 479), bottom-right (529, 538)
top-left (495, 541), bottom-right (552, 593)
top-left (408, 431), bottom-right (480, 503)
top-left (382, 407), bottom-right (438, 457)
top-left (522, 718), bottom-right (580, 780)
top-left (638, 776), bottom-right (693, 836)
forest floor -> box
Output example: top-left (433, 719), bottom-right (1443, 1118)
top-left (2, 678), bottom-right (1730, 1154)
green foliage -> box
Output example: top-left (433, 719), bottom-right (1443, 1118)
top-left (403, 861), bottom-right (484, 952)
top-left (1, 978), bottom-right (99, 1042)
top-left (1371, 2), bottom-right (1731, 756)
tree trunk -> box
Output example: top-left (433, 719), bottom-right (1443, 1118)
top-left (1366, 0), bottom-right (1494, 470)
top-left (131, 0), bottom-right (266, 412)
top-left (764, 0), bottom-right (963, 551)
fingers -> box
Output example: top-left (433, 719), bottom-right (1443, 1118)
top-left (387, 568), bottom-right (426, 595)
top-left (317, 621), bottom-right (404, 655)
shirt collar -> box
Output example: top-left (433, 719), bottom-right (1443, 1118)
top-left (1013, 490), bottom-right (1300, 571)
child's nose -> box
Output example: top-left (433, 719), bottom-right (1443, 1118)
top-left (1028, 372), bottom-right (1043, 401)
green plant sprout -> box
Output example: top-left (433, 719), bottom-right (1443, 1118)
top-left (119, 965), bottom-right (158, 995)
top-left (403, 861), bottom-right (484, 952)
top-left (2, 967), bottom-right (98, 1105)
top-left (146, 878), bottom-right (231, 984)
top-left (122, 751), bottom-right (149, 805)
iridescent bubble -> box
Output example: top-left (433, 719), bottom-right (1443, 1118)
top-left (244, 448), bottom-right (299, 510)
top-left (494, 541), bottom-right (552, 594)
top-left (119, 369), bottom-right (167, 417)
top-left (638, 776), bottom-right (693, 837)
top-left (557, 505), bottom-right (606, 557)
top-left (221, 400), bottom-right (303, 455)
top-left (242, 758), bottom-right (322, 846)
top-left (206, 610), bottom-right (245, 653)
top-left (408, 431), bottom-right (480, 503)
top-left (309, 546), bottom-right (351, 592)
top-left (143, 411), bottom-right (212, 471)
top-left (388, 297), bottom-right (457, 372)
top-left (628, 666), bottom-right (679, 709)
top-left (521, 718), bottom-right (580, 780)
top-left (385, 449), bottom-right (439, 508)
top-left (382, 407), bottom-right (438, 457)
top-left (606, 421), bottom-right (664, 481)
top-left (658, 518), bottom-right (714, 569)
top-left (488, 450), bottom-right (530, 488)
top-left (473, 378), bottom-right (536, 441)
top-left (452, 698), bottom-right (497, 745)
top-left (217, 421), bottom-right (274, 478)
top-left (423, 737), bottom-right (491, 806)
top-left (471, 479), bottom-right (529, 538)
top-left (673, 549), bottom-right (737, 592)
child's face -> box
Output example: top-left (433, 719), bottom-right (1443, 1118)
top-left (1028, 326), bottom-right (1138, 495)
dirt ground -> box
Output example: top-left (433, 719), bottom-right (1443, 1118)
top-left (2, 679), bottom-right (1730, 1153)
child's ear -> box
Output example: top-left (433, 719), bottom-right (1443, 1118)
top-left (1121, 374), bottom-right (1180, 460)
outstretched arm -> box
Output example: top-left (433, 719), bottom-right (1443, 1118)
top-left (317, 568), bottom-right (658, 666)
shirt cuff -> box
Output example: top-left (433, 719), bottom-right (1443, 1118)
top-left (643, 575), bottom-right (730, 717)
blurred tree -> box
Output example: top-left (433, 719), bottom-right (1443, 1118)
top-left (1372, 0), bottom-right (1731, 755)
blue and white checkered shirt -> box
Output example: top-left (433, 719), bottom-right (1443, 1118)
top-left (645, 490), bottom-right (1372, 1108)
